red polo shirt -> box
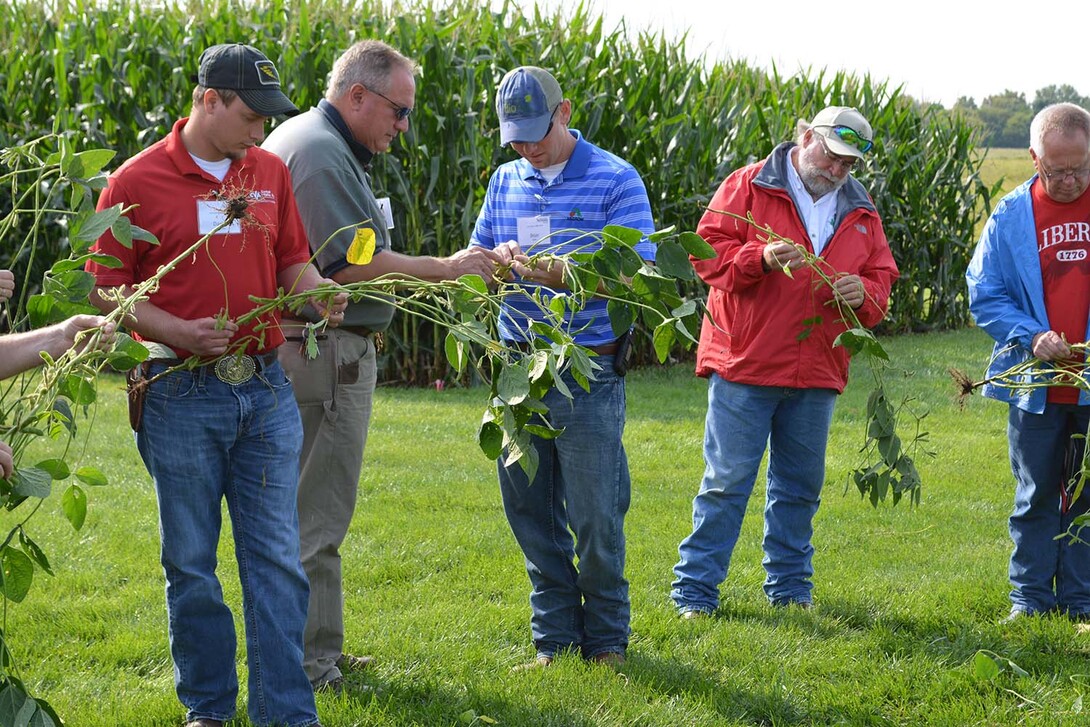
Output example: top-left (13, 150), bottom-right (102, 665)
top-left (87, 117), bottom-right (311, 358)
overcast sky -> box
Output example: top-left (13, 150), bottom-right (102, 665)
top-left (490, 0), bottom-right (1087, 107)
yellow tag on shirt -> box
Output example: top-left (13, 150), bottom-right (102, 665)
top-left (347, 227), bottom-right (376, 265)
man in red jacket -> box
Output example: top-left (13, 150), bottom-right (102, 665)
top-left (670, 107), bottom-right (899, 617)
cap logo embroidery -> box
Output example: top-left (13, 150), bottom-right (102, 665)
top-left (254, 60), bottom-right (279, 85)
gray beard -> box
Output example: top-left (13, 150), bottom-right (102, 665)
top-left (801, 169), bottom-right (847, 199)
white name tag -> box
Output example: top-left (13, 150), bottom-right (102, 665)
top-left (517, 216), bottom-right (550, 251)
top-left (197, 199), bottom-right (242, 235)
top-left (376, 197), bottom-right (395, 230)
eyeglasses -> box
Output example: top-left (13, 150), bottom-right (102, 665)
top-left (1038, 162), bottom-right (1090, 183)
top-left (367, 86), bottom-right (412, 121)
top-left (816, 134), bottom-right (857, 171)
top-left (815, 124), bottom-right (873, 154)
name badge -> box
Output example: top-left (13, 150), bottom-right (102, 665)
top-left (376, 197), bottom-right (395, 230)
top-left (197, 199), bottom-right (242, 235)
top-left (516, 216), bottom-right (550, 251)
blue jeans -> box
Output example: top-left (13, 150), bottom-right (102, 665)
top-left (671, 375), bottom-right (837, 612)
top-left (1008, 403), bottom-right (1090, 616)
top-left (498, 365), bottom-right (630, 659)
top-left (136, 360), bottom-right (317, 727)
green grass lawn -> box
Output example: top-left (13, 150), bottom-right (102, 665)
top-left (9, 327), bottom-right (1090, 726)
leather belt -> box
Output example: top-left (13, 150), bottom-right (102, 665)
top-left (147, 351), bottom-right (278, 386)
top-left (506, 340), bottom-right (618, 356)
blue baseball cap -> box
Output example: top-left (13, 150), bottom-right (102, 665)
top-left (495, 66), bottom-right (563, 145)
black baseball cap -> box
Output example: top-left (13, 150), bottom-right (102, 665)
top-left (193, 43), bottom-right (299, 117)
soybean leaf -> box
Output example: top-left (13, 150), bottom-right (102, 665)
top-left (497, 362), bottom-right (530, 405)
top-left (0, 680), bottom-right (30, 727)
top-left (0, 547), bottom-right (34, 603)
top-left (834, 328), bottom-right (890, 361)
top-left (75, 466), bottom-right (108, 487)
top-left (74, 203), bottom-right (123, 243)
top-left (29, 699), bottom-right (61, 727)
top-left (617, 245), bottom-right (645, 277)
top-left (34, 459), bottom-right (69, 480)
top-left (877, 434), bottom-right (902, 466)
top-left (106, 333), bottom-right (151, 370)
top-left (0, 629), bottom-right (13, 668)
top-left (131, 224), bottom-right (158, 245)
top-left (591, 246), bottom-right (622, 280)
top-left (11, 468), bottom-right (51, 500)
top-left (674, 316), bottom-right (699, 345)
top-left (61, 484), bottom-right (88, 530)
top-left (444, 332), bottom-right (466, 373)
top-left (973, 652), bottom-right (1000, 681)
top-left (647, 225), bottom-right (676, 241)
top-left (525, 423), bottom-right (564, 440)
top-left (25, 295), bottom-right (55, 329)
top-left (655, 239), bottom-right (695, 281)
top-left (71, 149), bottom-right (116, 177)
top-left (111, 214), bottom-right (134, 247)
top-left (602, 224), bottom-right (644, 248)
top-left (528, 351), bottom-right (550, 382)
top-left (59, 375), bottom-right (96, 408)
top-left (50, 253), bottom-right (122, 273)
top-left (457, 273), bottom-right (489, 295)
top-left (508, 432), bottom-right (539, 482)
top-left (653, 322), bottom-right (675, 362)
top-left (43, 269), bottom-right (96, 303)
top-left (546, 357), bottom-right (571, 400)
top-left (607, 299), bottom-right (634, 338)
top-left (18, 531), bottom-right (53, 576)
top-left (678, 231), bottom-right (716, 259)
top-left (672, 300), bottom-right (697, 318)
top-left (477, 420), bottom-right (504, 460)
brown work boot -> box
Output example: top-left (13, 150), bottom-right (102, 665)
top-left (184, 720), bottom-right (224, 727)
top-left (588, 651), bottom-right (626, 668)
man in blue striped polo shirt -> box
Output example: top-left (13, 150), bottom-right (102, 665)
top-left (469, 65), bottom-right (655, 670)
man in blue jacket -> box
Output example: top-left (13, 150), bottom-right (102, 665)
top-left (967, 102), bottom-right (1090, 622)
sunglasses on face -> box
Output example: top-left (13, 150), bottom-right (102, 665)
top-left (816, 124), bottom-right (873, 154)
top-left (368, 86), bottom-right (412, 121)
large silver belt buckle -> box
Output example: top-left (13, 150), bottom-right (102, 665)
top-left (214, 355), bottom-right (256, 385)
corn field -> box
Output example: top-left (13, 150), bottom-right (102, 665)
top-left (1, 0), bottom-right (992, 384)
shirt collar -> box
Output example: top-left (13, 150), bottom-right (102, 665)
top-left (165, 116), bottom-right (252, 180)
top-left (317, 99), bottom-right (374, 168)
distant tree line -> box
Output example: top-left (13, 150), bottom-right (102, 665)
top-left (950, 85), bottom-right (1090, 147)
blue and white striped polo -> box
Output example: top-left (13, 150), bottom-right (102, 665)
top-left (469, 130), bottom-right (656, 347)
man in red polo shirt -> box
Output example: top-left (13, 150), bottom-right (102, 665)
top-left (87, 43), bottom-right (343, 727)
